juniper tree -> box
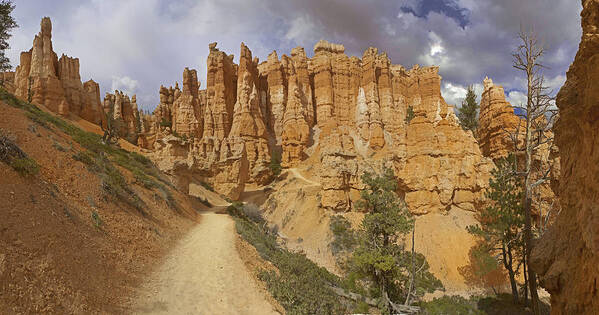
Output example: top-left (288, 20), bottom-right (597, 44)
top-left (457, 85), bottom-right (479, 135)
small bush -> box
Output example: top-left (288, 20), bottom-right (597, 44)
top-left (420, 295), bottom-right (484, 315)
top-left (10, 157), bottom-right (39, 176)
top-left (231, 207), bottom-right (348, 314)
top-left (159, 118), bottom-right (172, 128)
top-left (91, 210), bottom-right (103, 229)
top-left (72, 151), bottom-right (96, 169)
top-left (0, 130), bottom-right (39, 176)
top-left (52, 141), bottom-right (68, 152)
top-left (329, 215), bottom-right (357, 255)
top-left (405, 105), bottom-right (415, 123)
top-left (269, 151), bottom-right (282, 177)
top-left (226, 202), bottom-right (244, 217)
top-left (200, 181), bottom-right (214, 192)
top-left (243, 203), bottom-right (265, 224)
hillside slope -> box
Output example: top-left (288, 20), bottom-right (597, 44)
top-left (0, 90), bottom-right (208, 313)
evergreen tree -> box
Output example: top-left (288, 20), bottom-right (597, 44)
top-left (0, 1), bottom-right (17, 72)
top-left (405, 105), bottom-right (415, 124)
top-left (467, 155), bottom-right (524, 303)
top-left (457, 85), bottom-right (479, 135)
top-left (350, 168), bottom-right (441, 314)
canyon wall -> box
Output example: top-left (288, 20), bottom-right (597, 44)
top-left (531, 0), bottom-right (599, 313)
top-left (139, 40), bottom-right (494, 213)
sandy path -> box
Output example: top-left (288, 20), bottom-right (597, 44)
top-left (131, 212), bottom-right (279, 315)
top-left (287, 168), bottom-right (320, 186)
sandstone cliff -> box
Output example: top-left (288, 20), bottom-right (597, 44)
top-left (531, 0), bottom-right (599, 313)
top-left (138, 41), bottom-right (494, 214)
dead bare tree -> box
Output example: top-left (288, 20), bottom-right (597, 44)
top-left (506, 26), bottom-right (558, 315)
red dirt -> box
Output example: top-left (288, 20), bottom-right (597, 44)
top-left (0, 100), bottom-right (206, 313)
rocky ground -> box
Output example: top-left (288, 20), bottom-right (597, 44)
top-left (0, 99), bottom-right (203, 313)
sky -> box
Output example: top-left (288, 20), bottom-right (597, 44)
top-left (6, 0), bottom-right (582, 112)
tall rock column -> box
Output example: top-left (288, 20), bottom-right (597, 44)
top-left (14, 17), bottom-right (65, 113)
top-left (58, 54), bottom-right (84, 116)
top-left (264, 51), bottom-right (287, 144)
top-left (477, 77), bottom-right (522, 159)
top-left (360, 47), bottom-right (385, 149)
top-left (312, 40), bottom-right (337, 127)
top-left (204, 42), bottom-right (237, 140)
top-left (172, 67), bottom-right (202, 138)
top-left (229, 43), bottom-right (271, 184)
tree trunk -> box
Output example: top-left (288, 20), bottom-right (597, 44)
top-left (404, 226), bottom-right (415, 306)
top-left (506, 243), bottom-right (520, 304)
top-left (523, 249), bottom-right (529, 307)
top-left (524, 197), bottom-right (540, 313)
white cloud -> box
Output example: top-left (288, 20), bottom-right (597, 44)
top-left (6, 0), bottom-right (581, 112)
top-left (442, 82), bottom-right (484, 107)
top-left (506, 90), bottom-right (527, 107)
top-left (111, 76), bottom-right (139, 96)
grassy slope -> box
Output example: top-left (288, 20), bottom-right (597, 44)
top-left (0, 89), bottom-right (206, 313)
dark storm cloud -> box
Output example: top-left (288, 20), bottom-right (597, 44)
top-left (7, 0), bottom-right (582, 110)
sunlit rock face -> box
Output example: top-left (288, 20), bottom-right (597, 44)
top-left (8, 17), bottom-right (101, 123)
top-left (531, 0), bottom-right (599, 313)
top-left (138, 40), bottom-right (494, 213)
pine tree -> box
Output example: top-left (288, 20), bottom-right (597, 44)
top-left (0, 1), bottom-right (17, 71)
top-left (350, 168), bottom-right (441, 314)
top-left (457, 85), bottom-right (479, 135)
top-left (467, 155), bottom-right (524, 303)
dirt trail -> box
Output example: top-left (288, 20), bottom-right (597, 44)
top-left (287, 168), bottom-right (320, 186)
top-left (131, 212), bottom-right (279, 314)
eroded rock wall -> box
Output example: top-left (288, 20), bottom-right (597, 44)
top-left (141, 41), bottom-right (495, 210)
top-left (531, 1), bottom-right (599, 312)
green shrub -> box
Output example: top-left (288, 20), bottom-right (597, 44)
top-left (72, 151), bottom-right (97, 169)
top-left (242, 203), bottom-right (265, 224)
top-left (10, 157), bottom-right (39, 176)
top-left (200, 181), bottom-right (214, 192)
top-left (1, 129), bottom-right (39, 177)
top-left (269, 151), bottom-right (282, 177)
top-left (226, 202), bottom-right (244, 217)
top-left (230, 208), bottom-right (347, 314)
top-left (329, 215), bottom-right (357, 255)
top-left (91, 210), bottom-right (103, 229)
top-left (420, 295), bottom-right (484, 315)
top-left (159, 118), bottom-right (172, 128)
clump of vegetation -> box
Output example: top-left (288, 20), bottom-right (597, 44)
top-left (159, 118), bottom-right (172, 128)
top-left (200, 181), bottom-right (214, 192)
top-left (0, 129), bottom-right (39, 176)
top-left (0, 88), bottom-right (175, 212)
top-left (242, 203), bottom-right (265, 225)
top-left (10, 156), bottom-right (39, 176)
top-left (228, 202), bottom-right (350, 314)
top-left (329, 215), bottom-right (357, 256)
top-left (91, 210), bottom-right (103, 229)
top-left (420, 295), bottom-right (484, 315)
top-left (269, 150), bottom-right (282, 177)
top-left (405, 105), bottom-right (415, 123)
